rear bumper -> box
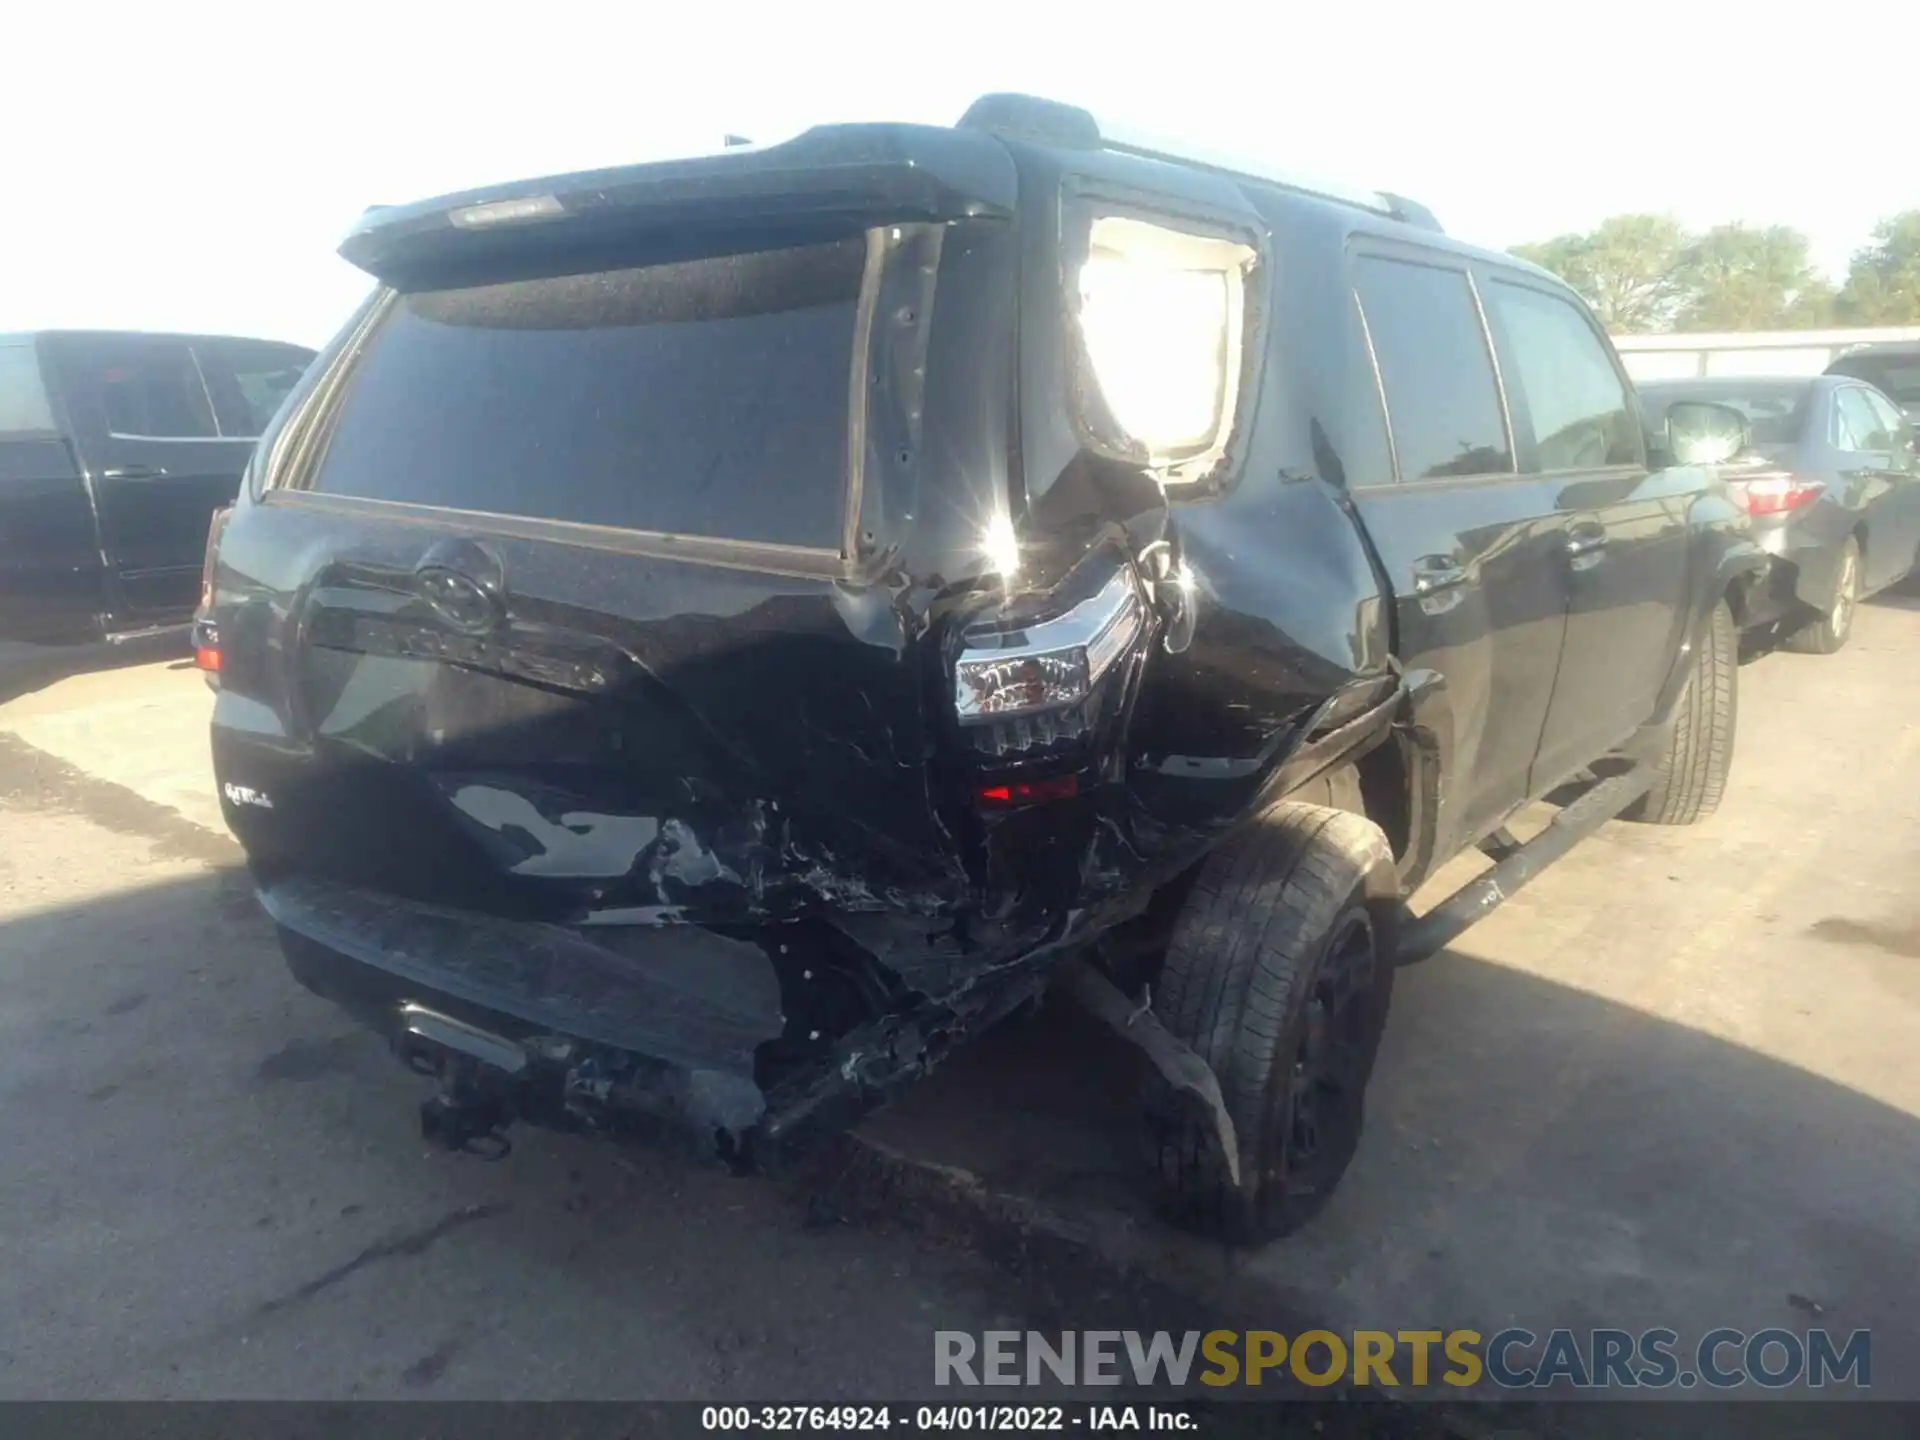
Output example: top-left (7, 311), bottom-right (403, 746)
top-left (260, 873), bottom-right (1046, 1160)
top-left (264, 872), bottom-right (780, 1148)
top-left (1735, 556), bottom-right (1801, 631)
top-left (1740, 521), bottom-right (1844, 630)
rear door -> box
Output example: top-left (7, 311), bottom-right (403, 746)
top-left (1481, 274), bottom-right (1689, 793)
top-left (0, 339), bottom-right (102, 644)
top-left (1346, 247), bottom-right (1570, 850)
top-left (43, 333), bottom-right (255, 626)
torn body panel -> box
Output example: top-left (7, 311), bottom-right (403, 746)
top-left (263, 868), bottom-right (1059, 1161)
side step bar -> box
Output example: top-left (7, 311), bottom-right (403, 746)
top-left (1393, 766), bottom-right (1654, 968)
top-left (103, 621), bottom-right (191, 648)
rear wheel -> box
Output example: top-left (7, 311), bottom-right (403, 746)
top-left (1625, 599), bottom-right (1736, 825)
top-left (1152, 803), bottom-right (1394, 1242)
top-left (1783, 538), bottom-right (1860, 655)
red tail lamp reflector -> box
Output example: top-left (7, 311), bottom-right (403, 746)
top-left (1726, 473), bottom-right (1823, 516)
top-left (977, 774), bottom-right (1080, 808)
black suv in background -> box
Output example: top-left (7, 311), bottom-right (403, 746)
top-left (204, 95), bottom-right (1763, 1240)
top-left (0, 330), bottom-right (315, 649)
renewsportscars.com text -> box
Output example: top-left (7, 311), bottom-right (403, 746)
top-left (934, 1328), bottom-right (1871, 1391)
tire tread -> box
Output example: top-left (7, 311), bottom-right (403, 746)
top-left (1153, 802), bottom-right (1393, 1240)
top-left (1628, 599), bottom-right (1736, 825)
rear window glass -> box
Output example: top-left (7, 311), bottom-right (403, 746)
top-left (1830, 355), bottom-right (1920, 401)
top-left (1354, 256), bottom-right (1514, 482)
top-left (83, 340), bottom-right (219, 438)
top-left (198, 339), bottom-right (313, 437)
top-left (1853, 363), bottom-right (1920, 415)
top-left (0, 344), bottom-right (54, 433)
top-left (305, 238), bottom-right (866, 551)
top-left (1638, 384), bottom-right (1812, 446)
top-left (1485, 281), bottom-right (1641, 470)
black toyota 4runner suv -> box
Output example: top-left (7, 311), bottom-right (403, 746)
top-left (204, 95), bottom-right (1764, 1240)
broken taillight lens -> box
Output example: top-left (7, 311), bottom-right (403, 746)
top-left (1725, 472), bottom-right (1823, 517)
top-left (953, 566), bottom-right (1146, 721)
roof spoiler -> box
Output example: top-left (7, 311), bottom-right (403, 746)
top-left (959, 93), bottom-right (1443, 234)
top-left (339, 126), bottom-right (1018, 286)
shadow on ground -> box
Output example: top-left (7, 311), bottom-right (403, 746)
top-left (0, 641), bottom-right (193, 707)
top-left (873, 954), bottom-right (1919, 1374)
top-left (1, 853), bottom-right (1912, 1432)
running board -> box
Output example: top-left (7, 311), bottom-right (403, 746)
top-left (102, 621), bottom-right (191, 647)
top-left (1394, 767), bottom-right (1655, 968)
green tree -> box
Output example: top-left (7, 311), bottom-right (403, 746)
top-left (1672, 224), bottom-right (1831, 331)
top-left (1837, 211), bottom-right (1920, 324)
top-left (1512, 214), bottom-right (1688, 332)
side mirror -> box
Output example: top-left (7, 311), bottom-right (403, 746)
top-left (1666, 401), bottom-right (1750, 467)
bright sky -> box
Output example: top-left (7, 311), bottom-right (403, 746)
top-left (5, 1), bottom-right (1913, 349)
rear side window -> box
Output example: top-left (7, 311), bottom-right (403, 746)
top-left (1859, 387), bottom-right (1911, 448)
top-left (196, 339), bottom-right (313, 438)
top-left (1831, 357), bottom-right (1920, 414)
top-left (0, 344), bottom-right (55, 434)
top-left (1353, 256), bottom-right (1513, 482)
top-left (1485, 281), bottom-right (1642, 470)
top-left (70, 338), bottom-right (219, 439)
top-left (1834, 388), bottom-right (1892, 451)
top-left (304, 238), bottom-right (867, 551)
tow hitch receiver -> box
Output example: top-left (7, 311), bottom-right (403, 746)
top-left (420, 1081), bottom-right (513, 1160)
top-left (399, 1003), bottom-right (524, 1160)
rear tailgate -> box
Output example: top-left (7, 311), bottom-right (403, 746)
top-left (217, 504), bottom-right (965, 920)
top-left (211, 128), bottom-right (1020, 932)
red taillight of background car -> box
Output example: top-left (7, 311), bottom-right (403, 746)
top-left (1725, 473), bottom-right (1824, 517)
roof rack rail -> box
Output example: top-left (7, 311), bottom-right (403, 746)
top-left (958, 93), bottom-right (1442, 234)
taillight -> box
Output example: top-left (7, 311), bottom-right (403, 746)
top-left (954, 566), bottom-right (1146, 720)
top-left (1725, 472), bottom-right (1823, 517)
top-left (194, 506), bottom-right (232, 679)
top-left (977, 774), bottom-right (1080, 808)
top-left (198, 505), bottom-right (232, 614)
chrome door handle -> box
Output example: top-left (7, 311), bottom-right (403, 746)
top-left (1411, 558), bottom-right (1469, 595)
top-left (101, 464), bottom-right (169, 480)
top-left (1565, 529), bottom-right (1608, 558)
